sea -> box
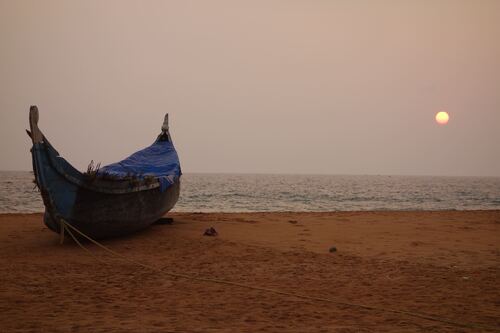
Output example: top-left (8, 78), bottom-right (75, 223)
top-left (1, 171), bottom-right (499, 213)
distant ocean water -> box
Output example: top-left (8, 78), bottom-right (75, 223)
top-left (0, 171), bottom-right (499, 213)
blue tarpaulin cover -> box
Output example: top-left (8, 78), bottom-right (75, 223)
top-left (98, 140), bottom-right (181, 192)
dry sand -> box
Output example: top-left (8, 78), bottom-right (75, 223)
top-left (0, 211), bottom-right (499, 332)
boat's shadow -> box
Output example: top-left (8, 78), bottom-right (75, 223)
top-left (59, 220), bottom-right (176, 248)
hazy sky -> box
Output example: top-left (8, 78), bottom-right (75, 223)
top-left (1, 1), bottom-right (499, 176)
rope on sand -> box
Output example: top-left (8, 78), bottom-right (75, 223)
top-left (60, 220), bottom-right (498, 332)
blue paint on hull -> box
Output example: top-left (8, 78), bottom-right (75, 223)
top-left (31, 139), bottom-right (181, 239)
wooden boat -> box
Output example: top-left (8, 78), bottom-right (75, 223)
top-left (27, 105), bottom-right (181, 239)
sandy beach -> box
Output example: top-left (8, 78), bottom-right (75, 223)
top-left (0, 211), bottom-right (499, 332)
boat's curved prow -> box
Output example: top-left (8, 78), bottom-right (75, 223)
top-left (29, 105), bottom-right (44, 144)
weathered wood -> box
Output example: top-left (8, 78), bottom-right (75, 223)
top-left (29, 106), bottom-right (44, 144)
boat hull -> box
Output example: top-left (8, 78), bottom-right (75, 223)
top-left (32, 138), bottom-right (180, 239)
top-left (44, 181), bottom-right (180, 239)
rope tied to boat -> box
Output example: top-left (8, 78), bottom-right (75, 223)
top-left (59, 219), bottom-right (498, 332)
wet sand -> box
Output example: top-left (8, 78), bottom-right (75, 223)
top-left (0, 211), bottom-right (499, 332)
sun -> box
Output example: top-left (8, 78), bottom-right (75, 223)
top-left (435, 111), bottom-right (449, 125)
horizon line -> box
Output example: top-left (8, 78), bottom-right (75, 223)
top-left (1, 169), bottom-right (499, 178)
